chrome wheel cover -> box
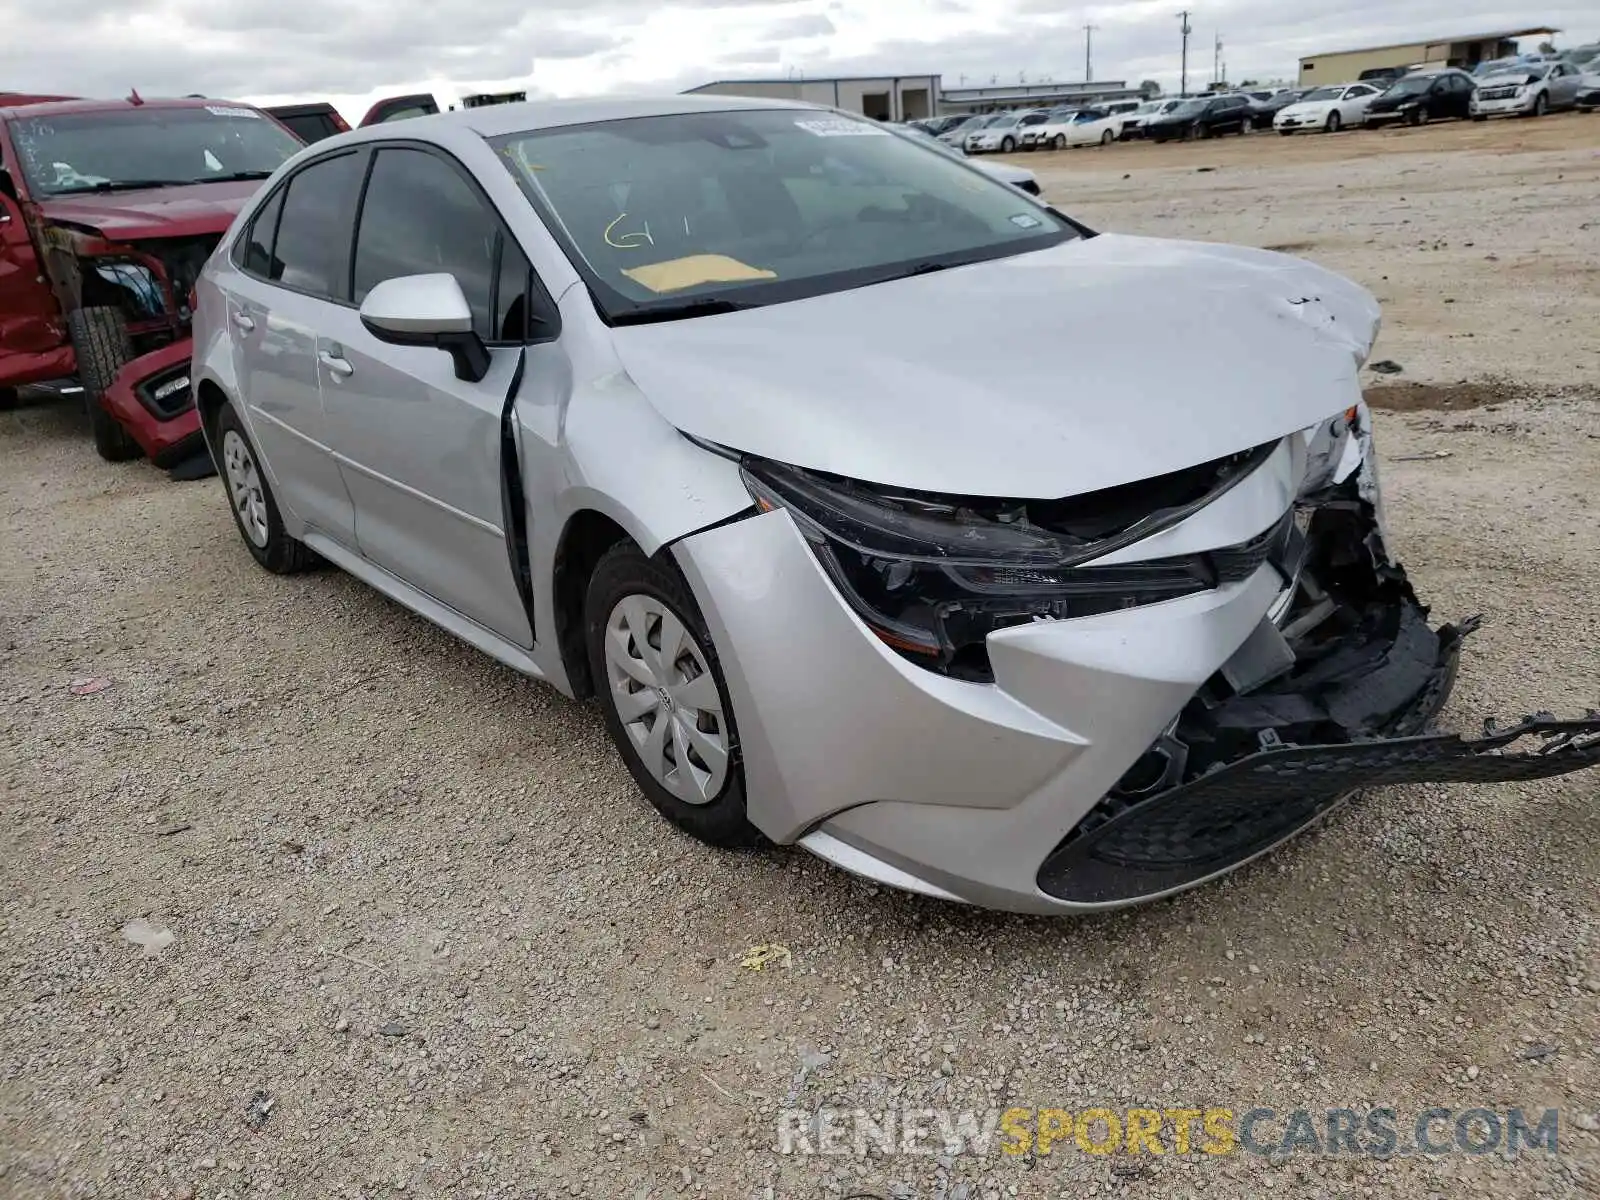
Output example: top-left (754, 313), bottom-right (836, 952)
top-left (604, 595), bottom-right (730, 805)
top-left (222, 429), bottom-right (269, 548)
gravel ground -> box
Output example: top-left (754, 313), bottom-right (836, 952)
top-left (3, 117), bottom-right (1599, 1200)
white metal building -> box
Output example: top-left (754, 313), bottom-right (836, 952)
top-left (682, 75), bottom-right (940, 121)
top-left (937, 80), bottom-right (1144, 114)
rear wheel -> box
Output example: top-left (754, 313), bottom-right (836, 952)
top-left (214, 401), bottom-right (315, 574)
top-left (67, 306), bottom-right (141, 462)
top-left (1325, 111), bottom-right (1342, 133)
top-left (585, 542), bottom-right (761, 848)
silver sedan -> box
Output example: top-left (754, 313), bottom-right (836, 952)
top-left (192, 96), bottom-right (1600, 912)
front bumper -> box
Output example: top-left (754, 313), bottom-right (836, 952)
top-left (100, 339), bottom-right (202, 466)
top-left (1470, 94), bottom-right (1535, 116)
top-left (672, 440), bottom-right (1600, 914)
top-left (1363, 109), bottom-right (1409, 126)
top-left (1275, 112), bottom-right (1328, 131)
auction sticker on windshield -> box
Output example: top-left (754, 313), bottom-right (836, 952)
top-left (794, 118), bottom-right (889, 137)
top-left (1010, 213), bottom-right (1044, 229)
top-left (204, 105), bottom-right (261, 119)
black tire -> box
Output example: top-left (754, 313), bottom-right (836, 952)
top-left (1099, 129), bottom-right (1113, 145)
top-left (213, 401), bottom-right (315, 574)
top-left (0, 386), bottom-right (18, 412)
top-left (1052, 133), bottom-right (1066, 150)
top-left (1325, 111), bottom-right (1341, 133)
top-left (1000, 136), bottom-right (1015, 153)
top-left (67, 306), bottom-right (142, 462)
top-left (1408, 107), bottom-right (1427, 127)
top-left (1472, 114), bottom-right (1488, 122)
top-left (585, 541), bottom-right (762, 849)
top-left (1530, 93), bottom-right (1547, 118)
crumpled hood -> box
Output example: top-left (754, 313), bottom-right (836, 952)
top-left (1478, 73), bottom-right (1535, 88)
top-left (36, 180), bottom-right (260, 240)
top-left (1280, 100), bottom-right (1335, 119)
top-left (611, 232), bottom-right (1380, 498)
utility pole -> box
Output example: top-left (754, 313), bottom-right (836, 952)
top-left (1083, 23), bottom-right (1099, 82)
top-left (1177, 10), bottom-right (1192, 96)
top-left (1214, 33), bottom-right (1223, 85)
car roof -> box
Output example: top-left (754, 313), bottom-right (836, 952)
top-left (441, 93), bottom-right (818, 139)
top-left (0, 95), bottom-right (264, 121)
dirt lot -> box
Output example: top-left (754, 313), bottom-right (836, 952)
top-left (2, 116), bottom-right (1599, 1200)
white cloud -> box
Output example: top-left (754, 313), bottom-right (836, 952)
top-left (2, 0), bottom-right (1594, 124)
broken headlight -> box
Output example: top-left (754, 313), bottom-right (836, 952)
top-left (741, 451), bottom-right (1277, 681)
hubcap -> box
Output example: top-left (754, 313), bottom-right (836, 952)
top-left (604, 595), bottom-right (730, 805)
top-left (221, 429), bottom-right (269, 548)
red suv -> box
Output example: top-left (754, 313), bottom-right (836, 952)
top-left (0, 95), bottom-right (302, 465)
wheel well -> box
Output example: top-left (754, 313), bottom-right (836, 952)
top-left (195, 381), bottom-right (229, 454)
top-left (553, 510), bottom-right (631, 698)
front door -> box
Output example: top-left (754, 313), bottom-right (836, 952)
top-left (315, 144), bottom-right (536, 644)
top-left (0, 188), bottom-right (69, 388)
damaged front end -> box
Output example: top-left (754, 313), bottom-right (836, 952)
top-left (1037, 412), bottom-right (1600, 905)
top-left (38, 223), bottom-right (213, 461)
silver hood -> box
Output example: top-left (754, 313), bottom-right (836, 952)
top-left (610, 232), bottom-right (1381, 498)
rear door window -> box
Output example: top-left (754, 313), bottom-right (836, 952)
top-left (270, 151), bottom-right (365, 299)
top-left (234, 185), bottom-right (286, 277)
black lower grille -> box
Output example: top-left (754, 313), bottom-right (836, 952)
top-left (134, 365), bottom-right (193, 420)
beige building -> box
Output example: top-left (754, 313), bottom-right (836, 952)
top-left (683, 75), bottom-right (939, 121)
top-left (1297, 26), bottom-right (1558, 85)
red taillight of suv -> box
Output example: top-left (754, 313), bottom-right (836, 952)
top-left (332, 111), bottom-right (352, 133)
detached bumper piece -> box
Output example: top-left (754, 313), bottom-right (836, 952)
top-left (1040, 709), bottom-right (1600, 904)
top-left (1037, 488), bottom-right (1600, 905)
top-left (101, 340), bottom-right (203, 467)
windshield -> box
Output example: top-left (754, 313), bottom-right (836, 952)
top-left (1171, 99), bottom-right (1208, 115)
top-left (494, 108), bottom-right (1076, 322)
top-left (1386, 75), bottom-right (1438, 96)
top-left (8, 104), bottom-right (302, 197)
top-left (1301, 87), bottom-right (1345, 102)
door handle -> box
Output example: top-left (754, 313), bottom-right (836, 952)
top-left (230, 311), bottom-right (255, 332)
top-left (318, 350), bottom-right (354, 378)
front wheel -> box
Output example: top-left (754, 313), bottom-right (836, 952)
top-left (214, 401), bottom-right (316, 574)
top-left (1529, 93), bottom-right (1548, 117)
top-left (1408, 107), bottom-right (1428, 126)
top-left (1052, 133), bottom-right (1066, 150)
top-left (1099, 129), bottom-right (1113, 145)
top-left (67, 306), bottom-right (142, 462)
top-left (1000, 136), bottom-right (1015, 153)
top-left (1325, 111), bottom-right (1342, 133)
top-left (0, 386), bottom-right (18, 412)
top-left (585, 542), bottom-right (761, 848)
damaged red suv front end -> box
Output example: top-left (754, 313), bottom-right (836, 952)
top-left (0, 96), bottom-right (301, 465)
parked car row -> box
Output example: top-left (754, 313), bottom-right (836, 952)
top-left (905, 58), bottom-right (1600, 156)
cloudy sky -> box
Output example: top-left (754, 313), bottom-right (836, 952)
top-left (4, 1), bottom-right (1595, 121)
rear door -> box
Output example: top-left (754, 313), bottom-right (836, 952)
top-left (224, 149), bottom-right (366, 545)
top-left (314, 142), bottom-right (549, 644)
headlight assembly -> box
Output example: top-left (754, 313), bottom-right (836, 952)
top-left (741, 443), bottom-right (1282, 679)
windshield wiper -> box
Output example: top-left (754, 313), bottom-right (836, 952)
top-left (611, 297), bottom-right (754, 326)
top-left (197, 170), bottom-right (275, 183)
top-left (48, 179), bottom-right (190, 195)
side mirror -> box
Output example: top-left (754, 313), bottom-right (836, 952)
top-left (359, 273), bottom-right (490, 383)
